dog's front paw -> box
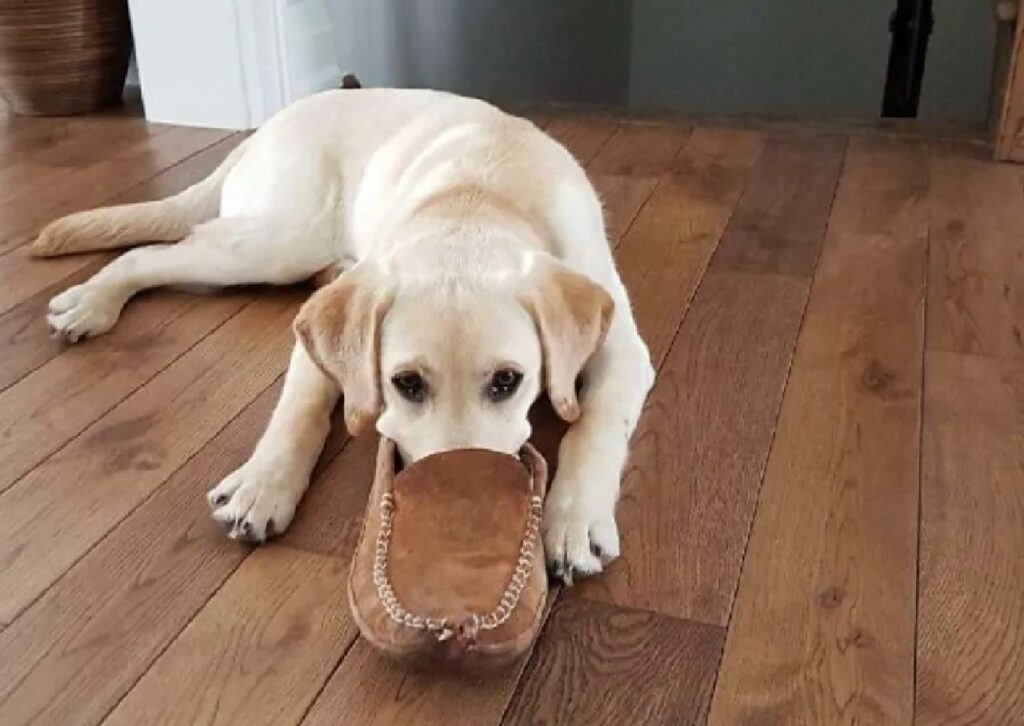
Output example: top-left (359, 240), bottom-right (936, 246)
top-left (207, 460), bottom-right (307, 544)
top-left (47, 283), bottom-right (123, 343)
top-left (542, 482), bottom-right (620, 585)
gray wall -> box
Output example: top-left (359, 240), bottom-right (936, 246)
top-left (328, 0), bottom-right (997, 123)
top-left (918, 0), bottom-right (996, 121)
top-left (629, 0), bottom-right (893, 117)
top-left (330, 0), bottom-right (631, 107)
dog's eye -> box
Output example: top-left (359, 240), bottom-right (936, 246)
top-left (392, 371), bottom-right (428, 403)
top-left (487, 368), bottom-right (523, 402)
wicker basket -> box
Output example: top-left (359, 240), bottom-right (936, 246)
top-left (0, 0), bottom-right (133, 116)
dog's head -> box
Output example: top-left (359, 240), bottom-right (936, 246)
top-left (293, 254), bottom-right (612, 463)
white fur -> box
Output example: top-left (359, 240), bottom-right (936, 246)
top-left (37, 89), bottom-right (655, 580)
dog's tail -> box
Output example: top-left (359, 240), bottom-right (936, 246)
top-left (30, 136), bottom-right (250, 258)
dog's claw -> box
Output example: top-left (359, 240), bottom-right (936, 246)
top-left (548, 560), bottom-right (575, 587)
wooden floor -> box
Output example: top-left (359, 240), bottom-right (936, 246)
top-left (0, 105), bottom-right (1021, 726)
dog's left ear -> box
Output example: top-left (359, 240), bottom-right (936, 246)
top-left (519, 255), bottom-right (614, 423)
top-left (293, 262), bottom-right (394, 436)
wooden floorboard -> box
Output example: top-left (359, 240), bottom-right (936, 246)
top-left (0, 383), bottom-right (351, 726)
top-left (0, 125), bottom-right (229, 259)
top-left (0, 135), bottom-right (246, 392)
top-left (302, 624), bottom-right (534, 726)
top-left (927, 141), bottom-right (1024, 359)
top-left (0, 116), bottom-right (139, 166)
top-left (104, 546), bottom-right (357, 726)
top-left (915, 352), bottom-right (1024, 724)
top-left (587, 122), bottom-right (690, 244)
top-left (707, 134), bottom-right (846, 277)
top-left (0, 261), bottom-right (104, 392)
top-left (574, 133), bottom-right (844, 624)
top-left (501, 597), bottom-right (724, 726)
top-left (0, 117), bottom-right (157, 215)
top-left (0, 292), bottom-right (301, 625)
top-left (0, 289), bottom-right (249, 493)
top-left (543, 116), bottom-right (618, 165)
top-left (0, 128), bottom-right (236, 315)
top-left (614, 126), bottom-right (765, 365)
top-left (709, 136), bottom-right (928, 724)
top-left (573, 270), bottom-right (809, 624)
top-left (915, 129), bottom-right (1024, 726)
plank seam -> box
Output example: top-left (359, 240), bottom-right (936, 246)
top-left (0, 129), bottom-right (239, 262)
top-left (911, 220), bottom-right (931, 724)
top-left (0, 261), bottom-right (105, 395)
top-left (294, 628), bottom-right (363, 726)
top-left (0, 295), bottom-right (255, 497)
top-left (91, 434), bottom-right (358, 725)
top-left (651, 134), bottom-right (768, 370)
top-left (0, 351), bottom-right (282, 707)
top-left (0, 298), bottom-right (262, 626)
top-left (0, 295), bottom-right (246, 495)
top-left (703, 134), bottom-right (851, 709)
top-left (580, 122), bottom-right (619, 167)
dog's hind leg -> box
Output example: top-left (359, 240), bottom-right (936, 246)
top-left (46, 215), bottom-right (335, 342)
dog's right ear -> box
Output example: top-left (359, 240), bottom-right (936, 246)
top-left (293, 262), bottom-right (394, 436)
top-left (519, 255), bottom-right (614, 423)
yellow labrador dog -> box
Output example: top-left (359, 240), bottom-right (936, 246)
top-left (32, 88), bottom-right (654, 582)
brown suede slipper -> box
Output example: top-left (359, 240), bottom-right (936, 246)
top-left (348, 438), bottom-right (549, 671)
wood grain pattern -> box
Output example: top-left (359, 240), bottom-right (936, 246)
top-left (0, 125), bottom-right (219, 256)
top-left (0, 119), bottom-right (158, 208)
top-left (0, 385), bottom-right (350, 726)
top-left (0, 383), bottom-right (280, 726)
top-left (615, 126), bottom-right (765, 364)
top-left (104, 546), bottom-right (357, 726)
top-left (709, 138), bottom-right (928, 725)
top-left (278, 431), bottom-right (378, 556)
top-left (0, 127), bottom-right (235, 314)
top-left (0, 260), bottom-right (103, 392)
top-left (303, 630), bottom-right (531, 726)
top-left (587, 122), bottom-right (690, 245)
top-left (0, 134), bottom-right (246, 392)
top-left (927, 142), bottom-right (1024, 359)
top-left (0, 293), bottom-right (301, 625)
top-left (573, 271), bottom-right (808, 624)
top-left (708, 134), bottom-right (846, 277)
top-left (0, 116), bottom-right (140, 167)
top-left (574, 133), bottom-right (844, 623)
top-left (824, 135), bottom-right (928, 240)
top-left (0, 290), bottom-right (249, 493)
top-left (501, 597), bottom-right (724, 726)
top-left (916, 353), bottom-right (1024, 723)
top-left (544, 116), bottom-right (618, 166)
top-left (587, 122), bottom-right (691, 177)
